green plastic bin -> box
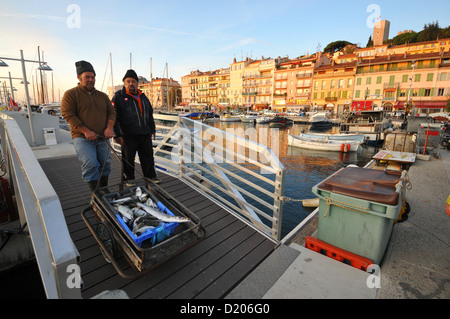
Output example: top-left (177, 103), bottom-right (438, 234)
top-left (312, 166), bottom-right (406, 265)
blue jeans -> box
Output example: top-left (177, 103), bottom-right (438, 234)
top-left (73, 138), bottom-right (112, 182)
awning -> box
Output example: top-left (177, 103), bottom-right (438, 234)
top-left (351, 100), bottom-right (373, 112)
top-left (414, 101), bottom-right (447, 108)
top-left (395, 101), bottom-right (447, 109)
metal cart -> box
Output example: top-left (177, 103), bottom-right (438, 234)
top-left (81, 180), bottom-right (206, 280)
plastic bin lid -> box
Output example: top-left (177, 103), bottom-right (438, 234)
top-left (317, 167), bottom-right (403, 205)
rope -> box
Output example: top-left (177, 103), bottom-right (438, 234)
top-left (278, 196), bottom-right (303, 202)
top-left (322, 196), bottom-right (372, 218)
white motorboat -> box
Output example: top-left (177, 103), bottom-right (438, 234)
top-left (309, 112), bottom-right (333, 130)
top-left (288, 134), bottom-right (361, 152)
top-left (300, 132), bottom-right (365, 143)
top-left (220, 113), bottom-right (241, 122)
top-left (255, 116), bottom-right (272, 124)
top-left (240, 112), bottom-right (259, 123)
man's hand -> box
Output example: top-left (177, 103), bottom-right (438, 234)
top-left (104, 127), bottom-right (114, 139)
top-left (79, 126), bottom-right (98, 141)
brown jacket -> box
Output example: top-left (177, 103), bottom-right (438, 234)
top-left (61, 84), bottom-right (116, 139)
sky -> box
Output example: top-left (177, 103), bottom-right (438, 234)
top-left (1, 0), bottom-right (450, 104)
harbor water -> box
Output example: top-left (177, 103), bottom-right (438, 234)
top-left (206, 120), bottom-right (378, 239)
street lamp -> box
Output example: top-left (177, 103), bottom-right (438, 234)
top-left (406, 60), bottom-right (416, 116)
top-left (0, 50), bottom-right (53, 146)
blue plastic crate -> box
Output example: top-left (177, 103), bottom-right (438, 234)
top-left (115, 201), bottom-right (179, 247)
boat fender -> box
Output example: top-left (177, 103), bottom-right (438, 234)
top-left (347, 144), bottom-right (351, 152)
top-left (341, 143), bottom-right (350, 153)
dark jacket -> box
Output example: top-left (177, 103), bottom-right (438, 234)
top-left (112, 87), bottom-right (155, 137)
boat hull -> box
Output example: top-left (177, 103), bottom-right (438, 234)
top-left (300, 133), bottom-right (365, 143)
top-left (240, 115), bottom-right (258, 123)
top-left (255, 117), bottom-right (272, 124)
top-left (288, 134), bottom-right (361, 152)
top-left (220, 115), bottom-right (241, 122)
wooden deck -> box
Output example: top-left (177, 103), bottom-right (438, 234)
top-left (39, 155), bottom-right (277, 299)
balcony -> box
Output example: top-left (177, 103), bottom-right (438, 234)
top-left (383, 82), bottom-right (400, 89)
top-left (296, 73), bottom-right (312, 78)
top-left (382, 96), bottom-right (396, 101)
top-left (325, 97), bottom-right (338, 102)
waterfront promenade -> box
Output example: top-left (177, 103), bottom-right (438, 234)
top-left (377, 148), bottom-right (450, 299)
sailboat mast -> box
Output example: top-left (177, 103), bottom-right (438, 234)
top-left (52, 73), bottom-right (54, 102)
top-left (150, 57), bottom-right (153, 107)
top-left (38, 46), bottom-right (44, 104)
top-left (110, 53), bottom-right (114, 91)
top-left (166, 62), bottom-right (169, 109)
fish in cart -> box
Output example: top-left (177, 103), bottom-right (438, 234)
top-left (136, 202), bottom-right (190, 223)
top-left (109, 186), bottom-right (191, 242)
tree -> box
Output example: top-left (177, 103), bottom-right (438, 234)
top-left (323, 41), bottom-right (353, 54)
top-left (440, 26), bottom-right (450, 39)
top-left (392, 32), bottom-right (418, 45)
top-left (366, 36), bottom-right (373, 48)
top-left (416, 21), bottom-right (441, 42)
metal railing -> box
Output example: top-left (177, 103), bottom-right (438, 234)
top-left (133, 114), bottom-right (286, 241)
top-left (0, 112), bottom-right (80, 299)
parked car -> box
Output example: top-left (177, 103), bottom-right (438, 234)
top-left (38, 103), bottom-right (61, 116)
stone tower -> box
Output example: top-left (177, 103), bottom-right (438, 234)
top-left (373, 19), bottom-right (390, 46)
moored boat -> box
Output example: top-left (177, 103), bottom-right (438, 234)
top-left (339, 111), bottom-right (391, 144)
top-left (300, 132), bottom-right (365, 143)
top-left (309, 112), bottom-right (333, 130)
top-left (288, 134), bottom-right (361, 152)
top-left (220, 113), bottom-right (241, 122)
top-left (255, 116), bottom-right (272, 124)
top-left (240, 112), bottom-right (259, 123)
top-left (269, 116), bottom-right (293, 128)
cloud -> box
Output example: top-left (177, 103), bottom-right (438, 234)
top-left (0, 12), bottom-right (65, 22)
top-left (214, 38), bottom-right (265, 53)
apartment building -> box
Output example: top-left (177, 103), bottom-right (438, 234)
top-left (354, 51), bottom-right (450, 114)
top-left (139, 77), bottom-right (181, 108)
top-left (216, 68), bottom-right (230, 106)
top-left (311, 60), bottom-right (357, 115)
top-left (272, 54), bottom-right (322, 112)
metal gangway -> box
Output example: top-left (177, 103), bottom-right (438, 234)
top-left (114, 114), bottom-right (286, 240)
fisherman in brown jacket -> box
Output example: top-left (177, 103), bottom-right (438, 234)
top-left (61, 60), bottom-right (116, 193)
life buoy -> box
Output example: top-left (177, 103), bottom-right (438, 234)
top-left (340, 143), bottom-right (347, 152)
top-left (347, 144), bottom-right (351, 152)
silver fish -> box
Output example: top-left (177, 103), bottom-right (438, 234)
top-left (145, 198), bottom-right (157, 208)
top-left (132, 207), bottom-right (148, 218)
top-left (117, 204), bottom-right (134, 221)
top-left (110, 196), bottom-right (134, 204)
top-left (132, 216), bottom-right (146, 232)
top-left (134, 225), bottom-right (155, 236)
top-left (135, 187), bottom-right (148, 202)
top-left (136, 202), bottom-right (190, 223)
